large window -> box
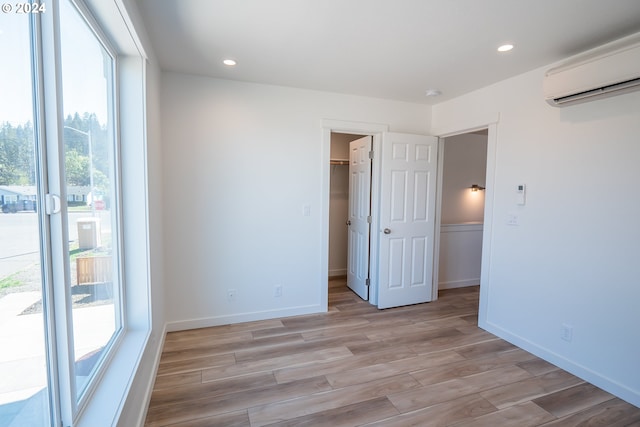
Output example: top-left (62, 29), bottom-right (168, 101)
top-left (0, 12), bottom-right (50, 427)
top-left (59, 0), bottom-right (122, 401)
top-left (0, 1), bottom-right (128, 425)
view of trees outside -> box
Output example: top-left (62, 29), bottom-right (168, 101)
top-left (0, 122), bottom-right (35, 186)
top-left (1, 114), bottom-right (110, 193)
top-left (1, 2), bottom-right (118, 422)
top-left (0, 13), bottom-right (50, 426)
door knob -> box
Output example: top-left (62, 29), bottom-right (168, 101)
top-left (346, 220), bottom-right (351, 226)
top-left (383, 228), bottom-right (391, 234)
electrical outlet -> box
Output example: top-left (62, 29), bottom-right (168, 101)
top-left (274, 285), bottom-right (283, 298)
top-left (561, 323), bottom-right (573, 342)
top-left (507, 213), bottom-right (519, 226)
top-left (227, 289), bottom-right (236, 302)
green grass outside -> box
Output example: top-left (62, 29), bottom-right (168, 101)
top-left (0, 238), bottom-right (112, 291)
top-left (0, 273), bottom-right (23, 290)
top-left (69, 234), bottom-right (112, 261)
top-left (70, 246), bottom-right (97, 261)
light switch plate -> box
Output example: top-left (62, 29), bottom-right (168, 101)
top-left (516, 184), bottom-right (526, 205)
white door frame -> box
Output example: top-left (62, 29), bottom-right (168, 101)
top-left (322, 117), bottom-right (498, 317)
top-left (321, 120), bottom-right (388, 310)
top-left (432, 119), bottom-right (498, 328)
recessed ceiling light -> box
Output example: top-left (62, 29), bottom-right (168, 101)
top-left (223, 59), bottom-right (237, 66)
top-left (497, 44), bottom-right (514, 52)
top-left (425, 89), bottom-right (442, 97)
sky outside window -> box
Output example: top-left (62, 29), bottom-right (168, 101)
top-left (0, 8), bottom-right (107, 126)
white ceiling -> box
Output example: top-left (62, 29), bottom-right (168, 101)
top-left (137, 0), bottom-right (640, 104)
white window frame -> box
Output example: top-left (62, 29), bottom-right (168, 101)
top-left (29, 0), bottom-right (151, 425)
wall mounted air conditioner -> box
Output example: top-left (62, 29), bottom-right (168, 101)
top-left (544, 33), bottom-right (640, 107)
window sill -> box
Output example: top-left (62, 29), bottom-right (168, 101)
top-left (76, 328), bottom-right (149, 427)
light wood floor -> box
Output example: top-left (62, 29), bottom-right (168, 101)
top-left (145, 279), bottom-right (640, 426)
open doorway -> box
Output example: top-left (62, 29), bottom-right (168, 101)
top-left (437, 129), bottom-right (488, 294)
top-left (323, 121), bottom-right (458, 310)
top-left (328, 132), bottom-right (372, 300)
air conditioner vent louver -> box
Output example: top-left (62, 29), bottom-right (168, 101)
top-left (544, 33), bottom-right (640, 107)
top-left (551, 76), bottom-right (640, 105)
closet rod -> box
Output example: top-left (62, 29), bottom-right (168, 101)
top-left (330, 159), bottom-right (349, 165)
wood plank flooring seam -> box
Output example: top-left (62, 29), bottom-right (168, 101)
top-left (145, 284), bottom-right (640, 427)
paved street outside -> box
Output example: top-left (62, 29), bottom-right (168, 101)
top-left (0, 209), bottom-right (115, 426)
top-left (0, 210), bottom-right (112, 283)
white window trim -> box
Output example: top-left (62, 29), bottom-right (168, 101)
top-left (33, 0), bottom-right (151, 424)
top-left (74, 2), bottom-right (152, 426)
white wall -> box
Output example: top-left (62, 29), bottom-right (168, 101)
top-left (329, 163), bottom-right (349, 276)
top-left (437, 133), bottom-right (487, 290)
top-left (113, 1), bottom-right (165, 425)
top-left (161, 73), bottom-right (430, 329)
top-left (432, 67), bottom-right (640, 407)
top-left (438, 223), bottom-right (483, 289)
top-left (441, 133), bottom-right (487, 224)
top-left (331, 133), bottom-right (356, 161)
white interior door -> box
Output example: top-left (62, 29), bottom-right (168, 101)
top-left (347, 136), bottom-right (372, 300)
top-left (378, 132), bottom-right (438, 309)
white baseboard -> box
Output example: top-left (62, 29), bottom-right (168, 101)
top-left (480, 319), bottom-right (640, 408)
top-left (166, 304), bottom-right (324, 332)
top-left (438, 278), bottom-right (480, 289)
top-left (329, 268), bottom-right (347, 277)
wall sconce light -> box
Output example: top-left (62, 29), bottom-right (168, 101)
top-left (470, 184), bottom-right (485, 192)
